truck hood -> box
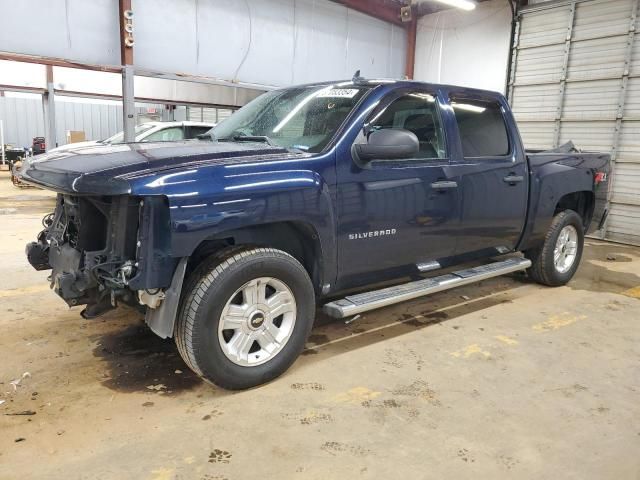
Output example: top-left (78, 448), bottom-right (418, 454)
top-left (48, 140), bottom-right (102, 153)
top-left (18, 140), bottom-right (300, 195)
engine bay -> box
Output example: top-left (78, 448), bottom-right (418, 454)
top-left (26, 194), bottom-right (141, 318)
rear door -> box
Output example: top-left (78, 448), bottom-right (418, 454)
top-left (335, 88), bottom-right (460, 288)
top-left (445, 91), bottom-right (528, 256)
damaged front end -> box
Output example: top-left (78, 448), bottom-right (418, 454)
top-left (26, 194), bottom-right (175, 319)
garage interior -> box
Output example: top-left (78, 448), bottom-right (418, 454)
top-left (0, 0), bottom-right (639, 479)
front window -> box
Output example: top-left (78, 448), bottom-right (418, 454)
top-left (369, 92), bottom-right (446, 159)
top-left (208, 84), bottom-right (371, 153)
top-left (142, 127), bottom-right (185, 142)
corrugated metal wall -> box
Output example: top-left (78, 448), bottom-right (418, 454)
top-left (0, 96), bottom-right (166, 147)
top-left (187, 107), bottom-right (236, 124)
top-left (54, 101), bottom-right (124, 146)
top-left (54, 101), bottom-right (165, 146)
top-left (510, 0), bottom-right (640, 245)
top-left (0, 96), bottom-right (46, 148)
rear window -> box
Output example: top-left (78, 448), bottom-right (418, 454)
top-left (189, 126), bottom-right (214, 138)
top-left (450, 96), bottom-right (510, 157)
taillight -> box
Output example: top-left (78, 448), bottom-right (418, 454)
top-left (594, 172), bottom-right (607, 185)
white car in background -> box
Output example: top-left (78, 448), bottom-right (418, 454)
top-left (49, 121), bottom-right (215, 153)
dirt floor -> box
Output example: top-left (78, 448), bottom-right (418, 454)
top-left (0, 170), bottom-right (639, 480)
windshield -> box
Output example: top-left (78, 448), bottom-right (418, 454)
top-left (207, 84), bottom-right (371, 153)
top-left (102, 123), bottom-right (156, 144)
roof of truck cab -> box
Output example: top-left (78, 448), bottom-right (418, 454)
top-left (278, 79), bottom-right (505, 98)
top-left (142, 121), bottom-right (215, 127)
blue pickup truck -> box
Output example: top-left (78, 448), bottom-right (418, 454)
top-left (20, 77), bottom-right (610, 389)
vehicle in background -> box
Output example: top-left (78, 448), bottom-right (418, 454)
top-left (2, 145), bottom-right (31, 188)
top-left (11, 121), bottom-right (215, 187)
top-left (20, 78), bottom-right (610, 390)
top-left (32, 137), bottom-right (46, 155)
top-left (48, 121), bottom-right (215, 153)
top-left (2, 145), bottom-right (27, 168)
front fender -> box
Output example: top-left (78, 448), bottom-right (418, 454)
top-left (130, 165), bottom-right (337, 285)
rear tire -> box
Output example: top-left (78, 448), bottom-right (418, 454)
top-left (175, 247), bottom-right (315, 390)
top-left (525, 209), bottom-right (584, 286)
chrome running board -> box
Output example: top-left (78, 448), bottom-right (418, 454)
top-left (322, 257), bottom-right (531, 319)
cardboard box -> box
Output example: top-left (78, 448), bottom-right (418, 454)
top-left (66, 131), bottom-right (86, 144)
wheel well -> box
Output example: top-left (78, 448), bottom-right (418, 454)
top-left (188, 221), bottom-right (323, 292)
top-left (554, 191), bottom-right (594, 230)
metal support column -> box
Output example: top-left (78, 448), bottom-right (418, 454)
top-left (0, 120), bottom-right (5, 166)
top-left (405, 19), bottom-right (417, 79)
top-left (43, 65), bottom-right (57, 150)
top-left (507, 17), bottom-right (521, 105)
top-left (0, 83), bottom-right (4, 165)
top-left (553, 1), bottom-right (576, 147)
top-left (119, 0), bottom-right (136, 142)
top-left (122, 64), bottom-right (136, 142)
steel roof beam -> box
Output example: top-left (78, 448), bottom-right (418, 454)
top-left (328, 0), bottom-right (405, 26)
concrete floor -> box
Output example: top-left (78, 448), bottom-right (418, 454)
top-left (0, 170), bottom-right (639, 480)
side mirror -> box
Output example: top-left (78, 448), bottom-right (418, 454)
top-left (355, 128), bottom-right (419, 161)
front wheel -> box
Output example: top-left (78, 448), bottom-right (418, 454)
top-left (175, 247), bottom-right (315, 390)
top-left (525, 209), bottom-right (584, 286)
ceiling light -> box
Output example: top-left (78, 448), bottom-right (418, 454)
top-left (431, 0), bottom-right (476, 11)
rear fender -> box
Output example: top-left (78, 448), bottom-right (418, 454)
top-left (519, 153), bottom-right (609, 251)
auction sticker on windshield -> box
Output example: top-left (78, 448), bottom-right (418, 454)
top-left (318, 89), bottom-right (359, 98)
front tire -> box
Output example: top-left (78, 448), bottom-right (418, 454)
top-left (525, 209), bottom-right (584, 286)
top-left (175, 247), bottom-right (315, 390)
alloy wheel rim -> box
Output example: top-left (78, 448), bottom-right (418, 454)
top-left (554, 225), bottom-right (578, 274)
top-left (217, 277), bottom-right (297, 367)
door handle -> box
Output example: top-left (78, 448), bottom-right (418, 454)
top-left (503, 174), bottom-right (524, 184)
top-left (430, 180), bottom-right (458, 190)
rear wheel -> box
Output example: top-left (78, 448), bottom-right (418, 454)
top-left (526, 209), bottom-right (584, 286)
top-left (175, 247), bottom-right (315, 390)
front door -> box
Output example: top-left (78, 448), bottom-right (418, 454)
top-left (335, 89), bottom-right (460, 289)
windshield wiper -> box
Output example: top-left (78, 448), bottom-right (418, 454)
top-left (196, 133), bottom-right (215, 141)
top-left (230, 135), bottom-right (275, 146)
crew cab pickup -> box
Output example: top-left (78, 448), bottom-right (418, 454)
top-left (20, 78), bottom-right (610, 390)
